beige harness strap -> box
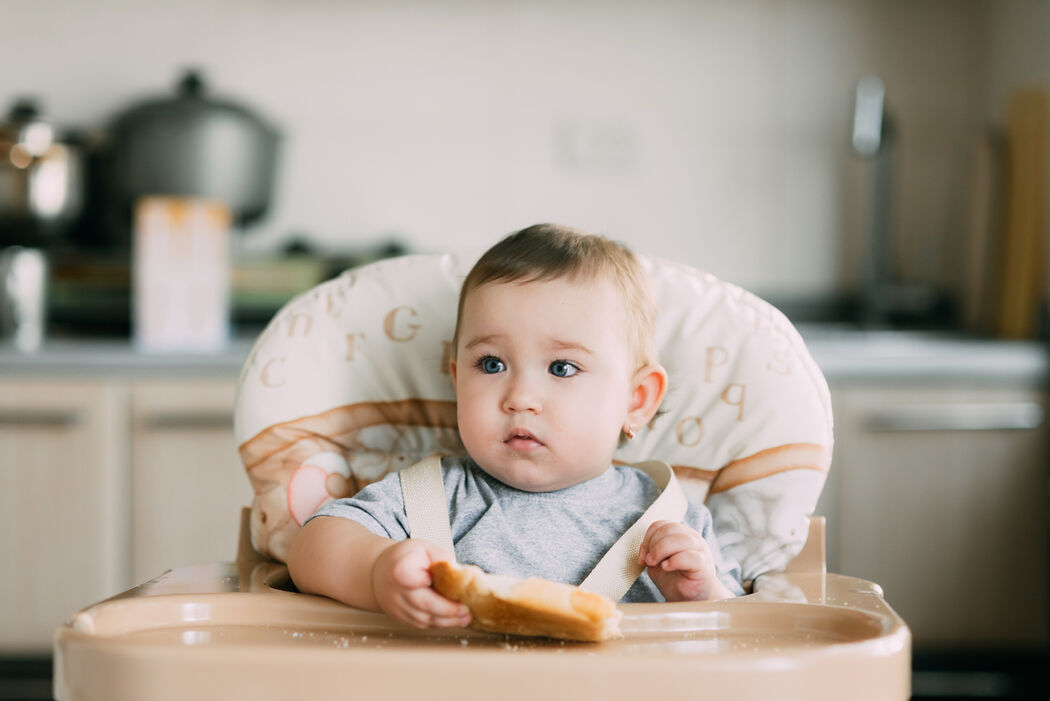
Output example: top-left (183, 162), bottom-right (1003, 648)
top-left (578, 461), bottom-right (688, 601)
top-left (400, 454), bottom-right (456, 559)
top-left (399, 457), bottom-right (687, 602)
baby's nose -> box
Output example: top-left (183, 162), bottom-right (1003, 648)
top-left (502, 376), bottom-right (541, 413)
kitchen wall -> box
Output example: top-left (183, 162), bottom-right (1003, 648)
top-left (987, 0), bottom-right (1050, 119)
top-left (1, 0), bottom-right (1044, 300)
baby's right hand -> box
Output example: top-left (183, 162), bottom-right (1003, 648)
top-left (371, 539), bottom-right (472, 629)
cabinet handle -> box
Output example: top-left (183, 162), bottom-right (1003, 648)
top-left (140, 412), bottom-right (233, 430)
top-left (862, 402), bottom-right (1045, 432)
top-left (0, 409), bottom-right (81, 427)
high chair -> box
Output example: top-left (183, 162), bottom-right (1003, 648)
top-left (54, 253), bottom-right (910, 700)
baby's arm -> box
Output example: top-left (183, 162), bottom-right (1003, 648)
top-left (638, 520), bottom-right (736, 602)
top-left (287, 516), bottom-right (471, 628)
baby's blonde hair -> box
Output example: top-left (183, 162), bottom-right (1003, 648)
top-left (453, 223), bottom-right (658, 368)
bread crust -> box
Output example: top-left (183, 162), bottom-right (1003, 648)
top-left (429, 561), bottom-right (622, 642)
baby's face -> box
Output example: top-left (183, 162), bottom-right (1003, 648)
top-left (451, 276), bottom-right (636, 492)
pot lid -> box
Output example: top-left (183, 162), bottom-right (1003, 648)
top-left (111, 70), bottom-right (277, 138)
top-left (106, 70), bottom-right (281, 227)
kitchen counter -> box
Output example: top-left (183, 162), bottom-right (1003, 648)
top-left (1, 328), bottom-right (1047, 384)
top-left (796, 325), bottom-right (1048, 385)
top-left (0, 338), bottom-right (255, 376)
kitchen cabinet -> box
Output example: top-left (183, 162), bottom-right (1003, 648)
top-left (820, 382), bottom-right (1048, 650)
top-left (0, 371), bottom-right (243, 651)
top-left (130, 379), bottom-right (246, 583)
top-left (0, 379), bottom-right (126, 653)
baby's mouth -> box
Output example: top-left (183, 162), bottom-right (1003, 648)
top-left (505, 429), bottom-right (543, 451)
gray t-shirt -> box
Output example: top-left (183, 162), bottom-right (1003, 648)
top-left (310, 455), bottom-right (744, 602)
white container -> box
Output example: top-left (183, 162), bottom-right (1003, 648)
top-left (0, 245), bottom-right (48, 352)
top-left (133, 196), bottom-right (231, 353)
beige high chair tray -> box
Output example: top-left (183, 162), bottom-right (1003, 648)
top-left (54, 512), bottom-right (909, 701)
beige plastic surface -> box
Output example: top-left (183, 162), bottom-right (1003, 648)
top-left (54, 512), bottom-right (909, 700)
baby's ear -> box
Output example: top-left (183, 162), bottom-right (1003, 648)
top-left (627, 363), bottom-right (668, 428)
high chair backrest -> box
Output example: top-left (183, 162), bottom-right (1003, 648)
top-left (234, 253), bottom-right (832, 581)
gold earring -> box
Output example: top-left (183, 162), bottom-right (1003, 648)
top-left (624, 424), bottom-right (637, 440)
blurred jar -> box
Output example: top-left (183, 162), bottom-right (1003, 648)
top-left (0, 246), bottom-right (48, 352)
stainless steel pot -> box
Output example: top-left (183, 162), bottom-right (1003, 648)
top-left (0, 100), bottom-right (84, 245)
top-left (107, 70), bottom-right (280, 226)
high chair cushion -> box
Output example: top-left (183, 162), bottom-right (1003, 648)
top-left (234, 254), bottom-right (832, 581)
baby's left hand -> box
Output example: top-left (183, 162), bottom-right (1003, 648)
top-left (638, 520), bottom-right (734, 602)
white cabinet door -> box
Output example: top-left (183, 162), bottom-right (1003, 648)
top-left (832, 384), bottom-right (1048, 649)
top-left (129, 379), bottom-right (249, 583)
top-left (0, 379), bottom-right (126, 652)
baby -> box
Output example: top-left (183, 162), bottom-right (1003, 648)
top-left (287, 224), bottom-right (743, 629)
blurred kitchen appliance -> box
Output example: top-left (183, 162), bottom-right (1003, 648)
top-left (852, 76), bottom-right (941, 326)
top-left (0, 245), bottom-right (48, 351)
top-left (106, 70), bottom-right (280, 232)
top-left (133, 197), bottom-right (232, 352)
top-left (0, 100), bottom-right (84, 247)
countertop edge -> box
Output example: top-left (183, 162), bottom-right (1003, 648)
top-left (1, 334), bottom-right (1047, 385)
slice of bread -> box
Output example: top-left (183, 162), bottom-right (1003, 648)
top-left (429, 561), bottom-right (622, 642)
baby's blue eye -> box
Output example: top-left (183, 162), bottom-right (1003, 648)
top-left (479, 356), bottom-right (505, 374)
top-left (549, 361), bottom-right (578, 378)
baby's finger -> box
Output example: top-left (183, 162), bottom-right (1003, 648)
top-left (646, 520), bottom-right (692, 546)
top-left (394, 597), bottom-right (462, 630)
top-left (400, 607), bottom-right (434, 629)
top-left (409, 586), bottom-right (471, 619)
top-left (428, 610), bottom-right (474, 628)
top-left (418, 539), bottom-right (458, 566)
top-left (639, 520), bottom-right (675, 564)
top-left (390, 546), bottom-right (434, 588)
top-left (644, 530), bottom-right (701, 566)
top-left (660, 549), bottom-right (707, 576)
top-left (383, 593), bottom-right (436, 629)
top-left (644, 520), bottom-right (678, 541)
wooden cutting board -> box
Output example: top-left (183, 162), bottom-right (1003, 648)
top-left (996, 89), bottom-right (1048, 339)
